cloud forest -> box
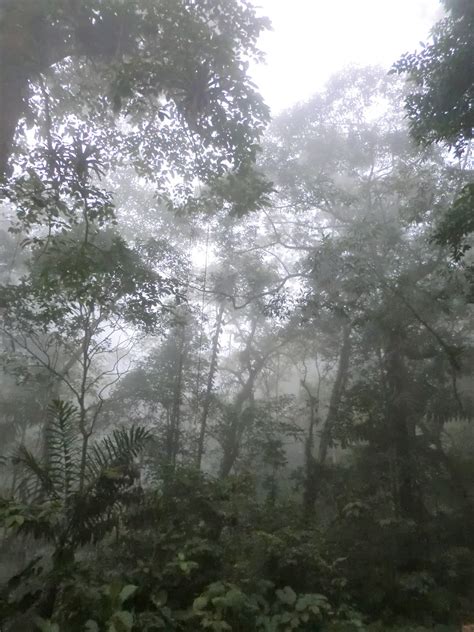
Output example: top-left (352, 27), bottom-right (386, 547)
top-left (0, 1), bottom-right (473, 630)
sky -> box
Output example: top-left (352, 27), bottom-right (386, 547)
top-left (251, 0), bottom-right (443, 114)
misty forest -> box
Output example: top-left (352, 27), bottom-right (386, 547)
top-left (0, 1), bottom-right (473, 630)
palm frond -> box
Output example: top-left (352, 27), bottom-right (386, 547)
top-left (13, 400), bottom-right (82, 502)
top-left (70, 426), bottom-right (151, 546)
top-left (13, 445), bottom-right (57, 501)
top-left (45, 400), bottom-right (81, 500)
top-left (11, 409), bottom-right (151, 549)
top-left (87, 425), bottom-right (151, 481)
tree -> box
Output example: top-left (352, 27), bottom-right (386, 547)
top-left (393, 0), bottom-right (473, 155)
top-left (0, 130), bottom-right (185, 501)
top-left (106, 306), bottom-right (205, 472)
top-left (196, 299), bottom-right (225, 470)
top-left (257, 67), bottom-right (473, 525)
top-left (0, 0), bottom-right (270, 185)
top-left (393, 0), bottom-right (474, 258)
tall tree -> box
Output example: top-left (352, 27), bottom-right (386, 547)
top-left (257, 67), bottom-right (473, 522)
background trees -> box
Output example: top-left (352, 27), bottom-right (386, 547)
top-left (1, 1), bottom-right (474, 630)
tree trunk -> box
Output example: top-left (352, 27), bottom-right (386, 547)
top-left (384, 330), bottom-right (429, 572)
top-left (299, 324), bottom-right (351, 519)
top-left (219, 411), bottom-right (241, 478)
top-left (385, 330), bottom-right (423, 522)
top-left (0, 65), bottom-right (27, 178)
top-left (196, 301), bottom-right (225, 469)
top-left (170, 326), bottom-right (187, 469)
top-left (318, 321), bottom-right (351, 463)
top-left (219, 361), bottom-right (262, 477)
top-left (302, 388), bottom-right (318, 519)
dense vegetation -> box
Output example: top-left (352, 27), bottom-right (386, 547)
top-left (0, 1), bottom-right (473, 630)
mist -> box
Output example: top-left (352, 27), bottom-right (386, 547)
top-left (0, 1), bottom-right (473, 630)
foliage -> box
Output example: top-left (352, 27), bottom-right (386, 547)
top-left (392, 0), bottom-right (474, 156)
top-left (434, 182), bottom-right (474, 261)
top-left (1, 400), bottom-right (151, 557)
top-left (1, 0), bottom-right (474, 627)
top-left (392, 1), bottom-right (474, 259)
top-left (0, 0), bottom-right (271, 188)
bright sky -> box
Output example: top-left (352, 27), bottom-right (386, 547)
top-left (251, 0), bottom-right (443, 114)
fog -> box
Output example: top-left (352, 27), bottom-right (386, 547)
top-left (253, 0), bottom-right (443, 111)
top-left (0, 1), bottom-right (473, 630)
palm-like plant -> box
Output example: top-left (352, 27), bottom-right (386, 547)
top-left (3, 400), bottom-right (151, 562)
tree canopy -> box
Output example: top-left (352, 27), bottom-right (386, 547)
top-left (0, 2), bottom-right (474, 631)
top-left (0, 0), bottom-right (270, 183)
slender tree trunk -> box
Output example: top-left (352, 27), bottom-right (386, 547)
top-left (164, 407), bottom-right (173, 464)
top-left (78, 314), bottom-right (92, 493)
top-left (219, 412), bottom-right (240, 478)
top-left (219, 316), bottom-right (259, 477)
top-left (78, 391), bottom-right (91, 493)
top-left (302, 387), bottom-right (318, 519)
top-left (300, 325), bottom-right (350, 519)
top-left (318, 322), bottom-right (351, 463)
top-left (170, 326), bottom-right (186, 469)
top-left (196, 301), bottom-right (225, 469)
top-left (78, 428), bottom-right (89, 494)
top-left (384, 330), bottom-right (428, 571)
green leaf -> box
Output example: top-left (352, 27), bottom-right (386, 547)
top-left (295, 597), bottom-right (307, 612)
top-left (152, 589), bottom-right (168, 607)
top-left (119, 584), bottom-right (138, 604)
top-left (193, 596), bottom-right (209, 611)
top-left (207, 582), bottom-right (226, 597)
top-left (276, 586), bottom-right (297, 606)
top-left (85, 621), bottom-right (99, 632)
top-left (108, 610), bottom-right (133, 632)
top-left (223, 587), bottom-right (245, 609)
top-left (6, 514), bottom-right (25, 528)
